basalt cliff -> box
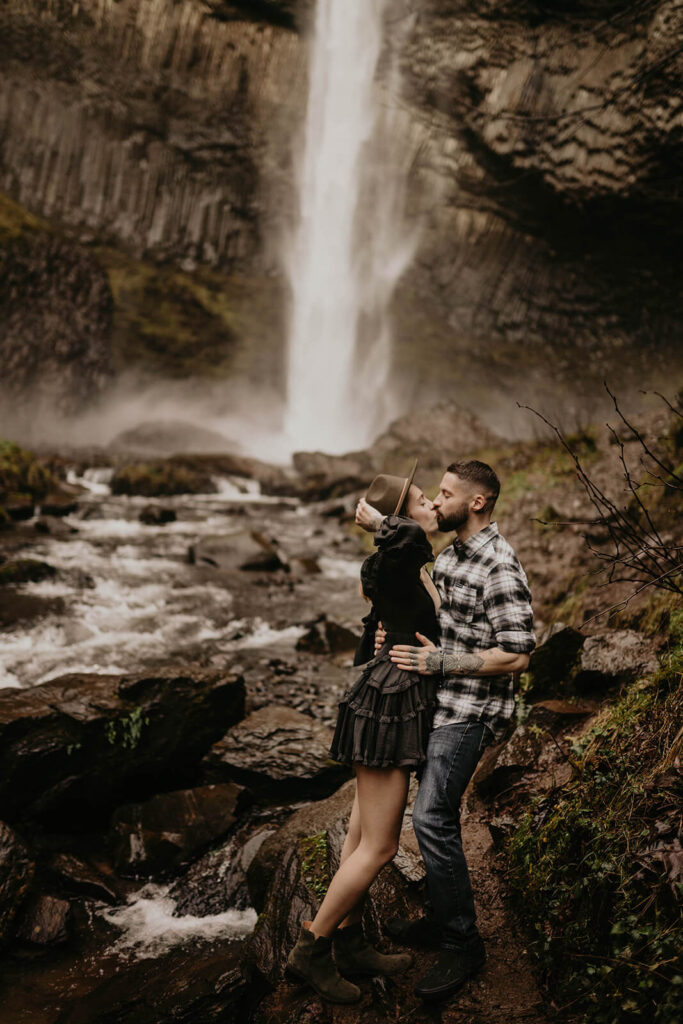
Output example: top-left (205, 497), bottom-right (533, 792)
top-left (0, 0), bottom-right (681, 431)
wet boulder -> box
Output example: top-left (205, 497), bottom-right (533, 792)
top-left (110, 460), bottom-right (216, 497)
top-left (244, 779), bottom-right (415, 993)
top-left (54, 941), bottom-right (252, 1024)
top-left (523, 622), bottom-right (585, 697)
top-left (573, 629), bottom-right (660, 692)
top-left (45, 852), bottom-right (122, 905)
top-left (168, 452), bottom-right (296, 497)
top-left (295, 614), bottom-right (360, 655)
top-left (108, 782), bottom-right (247, 876)
top-left (188, 530), bottom-right (288, 572)
top-left (202, 706), bottom-right (350, 802)
top-left (0, 670), bottom-right (245, 829)
top-left (139, 505), bottom-right (176, 526)
top-left (14, 892), bottom-right (72, 946)
top-left (3, 495), bottom-right (34, 521)
top-left (244, 782), bottom-right (356, 987)
top-left (0, 590), bottom-right (66, 627)
top-left (33, 515), bottom-right (79, 537)
top-left (0, 558), bottom-right (56, 585)
top-left (170, 827), bottom-right (275, 916)
top-left (0, 820), bottom-right (35, 947)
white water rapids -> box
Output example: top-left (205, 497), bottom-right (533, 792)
top-left (283, 0), bottom-right (416, 454)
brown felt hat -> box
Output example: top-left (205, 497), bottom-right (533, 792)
top-left (365, 458), bottom-right (419, 516)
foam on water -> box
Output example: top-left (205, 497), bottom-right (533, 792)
top-left (98, 882), bottom-right (257, 959)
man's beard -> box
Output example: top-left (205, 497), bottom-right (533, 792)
top-left (436, 502), bottom-right (470, 532)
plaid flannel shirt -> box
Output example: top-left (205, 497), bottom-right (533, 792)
top-left (431, 522), bottom-right (535, 740)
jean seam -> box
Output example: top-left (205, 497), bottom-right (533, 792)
top-left (442, 722), bottom-right (484, 940)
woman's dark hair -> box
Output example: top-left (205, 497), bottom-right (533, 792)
top-left (447, 460), bottom-right (500, 509)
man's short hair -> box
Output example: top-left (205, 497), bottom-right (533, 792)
top-left (447, 460), bottom-right (500, 509)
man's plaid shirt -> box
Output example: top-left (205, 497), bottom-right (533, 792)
top-left (431, 522), bottom-right (535, 740)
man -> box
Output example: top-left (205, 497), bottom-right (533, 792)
top-left (356, 459), bottom-right (535, 1001)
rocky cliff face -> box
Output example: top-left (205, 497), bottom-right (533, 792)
top-left (0, 0), bottom-right (681, 430)
top-left (392, 0), bottom-right (683, 422)
top-left (0, 0), bottom-right (304, 266)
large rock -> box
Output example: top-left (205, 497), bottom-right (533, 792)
top-left (45, 852), bottom-right (122, 905)
top-left (188, 530), bottom-right (288, 572)
top-left (14, 892), bottom-right (72, 946)
top-left (0, 670), bottom-right (245, 828)
top-left (110, 460), bottom-right (217, 497)
top-left (170, 827), bottom-right (275, 916)
top-left (573, 629), bottom-right (660, 691)
top-left (371, 403), bottom-right (499, 469)
top-left (295, 614), bottom-right (360, 655)
top-left (202, 706), bottom-right (350, 801)
top-left (524, 623), bottom-right (585, 697)
top-left (0, 558), bottom-right (56, 585)
top-left (244, 779), bottom-right (417, 994)
top-left (0, 820), bottom-right (34, 948)
top-left (52, 942), bottom-right (253, 1024)
top-left (108, 782), bottom-right (247, 876)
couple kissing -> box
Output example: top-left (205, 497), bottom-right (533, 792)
top-left (286, 458), bottom-right (535, 1004)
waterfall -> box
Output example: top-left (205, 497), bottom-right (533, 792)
top-left (283, 0), bottom-right (416, 455)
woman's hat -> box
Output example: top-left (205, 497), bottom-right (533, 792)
top-left (365, 458), bottom-right (418, 516)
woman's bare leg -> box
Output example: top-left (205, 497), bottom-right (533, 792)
top-left (337, 783), bottom-right (362, 928)
top-left (308, 766), bottom-right (409, 938)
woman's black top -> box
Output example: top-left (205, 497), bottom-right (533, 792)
top-left (354, 515), bottom-right (439, 665)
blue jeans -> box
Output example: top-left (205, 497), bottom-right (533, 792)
top-left (412, 721), bottom-right (493, 950)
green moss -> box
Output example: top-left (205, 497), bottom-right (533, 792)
top-left (104, 706), bottom-right (150, 750)
top-left (0, 440), bottom-right (58, 504)
top-left (506, 620), bottom-right (683, 1023)
top-left (0, 192), bottom-right (48, 241)
top-left (299, 831), bottom-right (330, 903)
top-left (96, 247), bottom-right (285, 383)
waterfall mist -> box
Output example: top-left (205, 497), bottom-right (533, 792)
top-left (283, 0), bottom-right (417, 456)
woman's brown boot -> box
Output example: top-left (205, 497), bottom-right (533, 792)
top-left (333, 922), bottom-right (414, 977)
top-left (286, 923), bottom-right (362, 1004)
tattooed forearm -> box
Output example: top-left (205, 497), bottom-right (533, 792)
top-left (425, 651), bottom-right (442, 674)
top-left (423, 650), bottom-right (486, 675)
top-left (442, 652), bottom-right (485, 675)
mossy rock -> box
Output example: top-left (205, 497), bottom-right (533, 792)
top-left (0, 440), bottom-right (57, 503)
top-left (110, 461), bottom-right (217, 497)
top-left (0, 559), bottom-right (57, 586)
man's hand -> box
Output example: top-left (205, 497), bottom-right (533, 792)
top-left (389, 633), bottom-right (442, 674)
top-left (355, 498), bottom-right (384, 533)
top-left (373, 621), bottom-right (386, 655)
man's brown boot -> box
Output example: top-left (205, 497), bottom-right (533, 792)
top-left (333, 922), bottom-right (414, 977)
top-left (286, 923), bottom-right (362, 1004)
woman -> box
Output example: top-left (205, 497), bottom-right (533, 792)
top-left (286, 460), bottom-right (441, 1004)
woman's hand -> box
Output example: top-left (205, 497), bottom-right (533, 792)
top-left (355, 498), bottom-right (384, 533)
top-left (389, 633), bottom-right (442, 674)
top-left (373, 621), bottom-right (386, 654)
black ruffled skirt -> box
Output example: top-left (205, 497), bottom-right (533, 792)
top-left (329, 651), bottom-right (438, 770)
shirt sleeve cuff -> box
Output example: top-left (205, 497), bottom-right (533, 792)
top-left (496, 630), bottom-right (536, 654)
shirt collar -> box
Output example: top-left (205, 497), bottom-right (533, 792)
top-left (452, 521), bottom-right (498, 557)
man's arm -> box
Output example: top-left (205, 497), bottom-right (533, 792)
top-left (390, 635), bottom-right (529, 676)
top-left (391, 559), bottom-right (535, 676)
